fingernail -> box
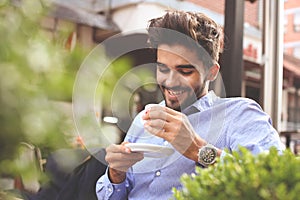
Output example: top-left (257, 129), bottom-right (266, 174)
top-left (125, 148), bottom-right (131, 153)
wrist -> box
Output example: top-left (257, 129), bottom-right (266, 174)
top-left (194, 137), bottom-right (222, 158)
top-left (217, 149), bottom-right (222, 157)
top-left (187, 136), bottom-right (207, 162)
top-left (197, 143), bottom-right (220, 167)
top-left (108, 167), bottom-right (126, 184)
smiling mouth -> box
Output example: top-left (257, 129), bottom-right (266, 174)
top-left (166, 88), bottom-right (186, 98)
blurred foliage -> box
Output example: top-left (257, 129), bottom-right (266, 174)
top-left (98, 58), bottom-right (133, 108)
top-left (0, 0), bottom-right (89, 177)
top-left (99, 57), bottom-right (155, 109)
top-left (173, 147), bottom-right (300, 200)
top-left (0, 0), bottom-right (154, 198)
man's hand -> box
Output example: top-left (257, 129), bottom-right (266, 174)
top-left (105, 142), bottom-right (144, 183)
top-left (142, 105), bottom-right (206, 162)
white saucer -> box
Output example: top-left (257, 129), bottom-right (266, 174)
top-left (125, 143), bottom-right (174, 158)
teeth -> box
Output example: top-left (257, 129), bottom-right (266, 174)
top-left (168, 90), bottom-right (184, 95)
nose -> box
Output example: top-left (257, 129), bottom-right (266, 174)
top-left (164, 70), bottom-right (180, 87)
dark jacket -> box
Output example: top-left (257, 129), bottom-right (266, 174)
top-left (26, 148), bottom-right (107, 200)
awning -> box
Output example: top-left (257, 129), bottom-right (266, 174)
top-left (48, 2), bottom-right (119, 31)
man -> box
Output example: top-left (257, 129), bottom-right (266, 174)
top-left (96, 10), bottom-right (285, 200)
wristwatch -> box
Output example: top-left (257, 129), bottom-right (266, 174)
top-left (197, 144), bottom-right (218, 167)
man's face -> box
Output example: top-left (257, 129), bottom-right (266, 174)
top-left (156, 44), bottom-right (208, 111)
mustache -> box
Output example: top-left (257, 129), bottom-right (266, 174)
top-left (160, 85), bottom-right (188, 91)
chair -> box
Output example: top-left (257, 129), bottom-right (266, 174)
top-left (15, 142), bottom-right (45, 194)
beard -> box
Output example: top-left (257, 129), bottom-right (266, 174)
top-left (160, 80), bottom-right (207, 112)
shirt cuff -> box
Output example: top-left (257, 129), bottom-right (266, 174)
top-left (220, 150), bottom-right (229, 160)
top-left (96, 168), bottom-right (127, 200)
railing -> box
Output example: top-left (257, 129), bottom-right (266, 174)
top-left (280, 130), bottom-right (300, 154)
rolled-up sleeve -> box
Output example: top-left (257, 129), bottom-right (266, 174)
top-left (96, 168), bottom-right (128, 200)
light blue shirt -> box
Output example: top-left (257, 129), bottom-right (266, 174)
top-left (96, 91), bottom-right (285, 200)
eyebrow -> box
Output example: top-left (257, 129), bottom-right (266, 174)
top-left (157, 62), bottom-right (195, 69)
top-left (176, 64), bottom-right (195, 69)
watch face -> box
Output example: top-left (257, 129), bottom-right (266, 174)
top-left (200, 146), bottom-right (217, 164)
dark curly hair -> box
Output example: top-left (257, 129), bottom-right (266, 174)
top-left (147, 10), bottom-right (223, 68)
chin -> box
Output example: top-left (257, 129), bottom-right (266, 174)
top-left (168, 98), bottom-right (198, 111)
top-left (164, 100), bottom-right (178, 110)
top-left (165, 100), bottom-right (186, 111)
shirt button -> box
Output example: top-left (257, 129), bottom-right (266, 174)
top-left (163, 141), bottom-right (168, 145)
top-left (108, 187), bottom-right (113, 192)
top-left (155, 170), bottom-right (161, 177)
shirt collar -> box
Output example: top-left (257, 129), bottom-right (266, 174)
top-left (159, 90), bottom-right (218, 115)
top-left (182, 91), bottom-right (218, 115)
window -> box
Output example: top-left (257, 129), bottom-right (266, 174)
top-left (293, 13), bottom-right (300, 32)
top-left (293, 47), bottom-right (300, 59)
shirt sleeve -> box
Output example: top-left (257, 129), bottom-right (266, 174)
top-left (229, 99), bottom-right (285, 154)
top-left (95, 111), bottom-right (147, 200)
top-left (96, 168), bottom-right (128, 200)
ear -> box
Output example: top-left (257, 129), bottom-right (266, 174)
top-left (207, 63), bottom-right (220, 81)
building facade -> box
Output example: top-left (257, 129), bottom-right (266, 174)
top-left (42, 0), bottom-right (300, 149)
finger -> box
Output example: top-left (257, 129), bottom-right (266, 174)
top-left (120, 141), bottom-right (132, 153)
top-left (147, 108), bottom-right (183, 123)
top-left (121, 141), bottom-right (130, 145)
top-left (146, 105), bottom-right (180, 115)
top-left (109, 153), bottom-right (144, 172)
top-left (142, 107), bottom-right (168, 121)
top-left (142, 105), bottom-right (163, 120)
top-left (106, 144), bottom-right (130, 154)
top-left (161, 106), bottom-right (181, 115)
top-left (106, 151), bottom-right (144, 167)
top-left (144, 123), bottom-right (166, 137)
top-left (110, 152), bottom-right (144, 164)
top-left (144, 119), bottom-right (172, 132)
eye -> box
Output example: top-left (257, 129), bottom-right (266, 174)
top-left (178, 69), bottom-right (194, 75)
top-left (157, 63), bottom-right (169, 73)
top-left (178, 65), bottom-right (196, 75)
